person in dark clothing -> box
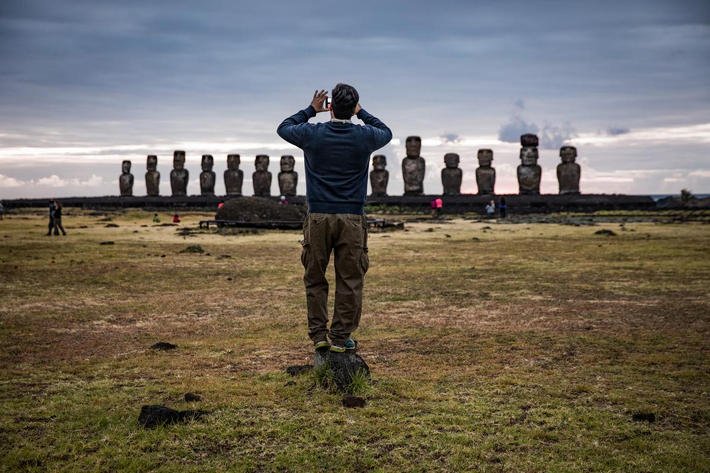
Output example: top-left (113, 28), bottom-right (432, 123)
top-left (53, 200), bottom-right (66, 235)
top-left (46, 200), bottom-right (55, 236)
top-left (499, 197), bottom-right (507, 218)
top-left (277, 84), bottom-right (392, 352)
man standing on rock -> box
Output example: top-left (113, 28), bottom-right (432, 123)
top-left (277, 84), bottom-right (392, 352)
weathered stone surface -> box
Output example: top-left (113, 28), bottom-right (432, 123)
top-left (278, 155), bottom-right (298, 196)
top-left (476, 149), bottom-right (496, 195)
top-left (215, 197), bottom-right (306, 222)
top-left (199, 155), bottom-right (216, 196)
top-left (253, 155), bottom-right (272, 197)
top-left (170, 150), bottom-right (189, 197)
top-left (441, 153), bottom-right (462, 196)
top-left (145, 155), bottom-right (160, 196)
top-left (119, 160), bottom-right (134, 197)
top-left (557, 146), bottom-right (581, 195)
top-left (224, 154), bottom-right (244, 196)
top-left (517, 136), bottom-right (541, 195)
top-left (314, 349), bottom-right (370, 392)
top-left (369, 154), bottom-right (389, 197)
top-left (402, 136), bottom-right (425, 195)
top-left (138, 405), bottom-right (206, 428)
top-left (150, 341), bottom-right (177, 350)
top-left (520, 133), bottom-right (539, 147)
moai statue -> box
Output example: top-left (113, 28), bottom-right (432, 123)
top-left (278, 155), bottom-right (298, 196)
top-left (517, 134), bottom-right (542, 195)
top-left (145, 155), bottom-right (160, 196)
top-left (170, 150), bottom-right (189, 196)
top-left (252, 154), bottom-right (272, 197)
top-left (402, 136), bottom-right (425, 195)
top-left (224, 154), bottom-right (243, 196)
top-left (369, 154), bottom-right (389, 197)
top-left (119, 160), bottom-right (134, 197)
top-left (557, 146), bottom-right (581, 194)
top-left (475, 149), bottom-right (496, 195)
top-left (199, 154), bottom-right (216, 196)
top-left (441, 153), bottom-right (462, 195)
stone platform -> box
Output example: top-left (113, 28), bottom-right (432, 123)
top-left (2, 194), bottom-right (656, 213)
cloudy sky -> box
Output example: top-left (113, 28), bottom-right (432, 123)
top-left (0, 0), bottom-right (708, 198)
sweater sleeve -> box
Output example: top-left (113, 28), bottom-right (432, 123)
top-left (357, 108), bottom-right (393, 151)
top-left (276, 105), bottom-right (317, 148)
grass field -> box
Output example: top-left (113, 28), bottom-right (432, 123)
top-left (1, 209), bottom-right (708, 472)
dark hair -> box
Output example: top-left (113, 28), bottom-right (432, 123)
top-left (331, 83), bottom-right (359, 119)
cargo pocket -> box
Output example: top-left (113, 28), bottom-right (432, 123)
top-left (300, 240), bottom-right (310, 268)
top-left (359, 249), bottom-right (369, 274)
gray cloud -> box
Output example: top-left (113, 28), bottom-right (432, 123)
top-left (607, 126), bottom-right (631, 136)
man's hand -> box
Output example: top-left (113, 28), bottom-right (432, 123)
top-left (310, 90), bottom-right (329, 113)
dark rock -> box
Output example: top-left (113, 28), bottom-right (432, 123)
top-left (342, 395), bottom-right (366, 408)
top-left (631, 411), bottom-right (656, 422)
top-left (184, 392), bottom-right (202, 402)
top-left (314, 350), bottom-right (370, 393)
top-left (99, 241), bottom-right (114, 245)
top-left (151, 342), bottom-right (177, 350)
top-left (218, 254), bottom-right (232, 259)
top-left (520, 133), bottom-right (539, 147)
top-left (227, 277), bottom-right (233, 281)
top-left (215, 196), bottom-right (306, 223)
top-left (180, 245), bottom-right (204, 253)
top-left (105, 223), bottom-right (120, 228)
top-left (285, 364), bottom-right (313, 376)
top-left (138, 404), bottom-right (206, 428)
top-left (594, 229), bottom-right (617, 236)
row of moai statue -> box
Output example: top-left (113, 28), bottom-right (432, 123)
top-left (119, 151), bottom-right (298, 197)
top-left (369, 134), bottom-right (581, 196)
top-left (118, 134), bottom-right (581, 197)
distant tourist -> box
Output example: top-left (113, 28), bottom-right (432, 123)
top-left (217, 201), bottom-right (225, 209)
top-left (499, 197), bottom-right (507, 218)
top-left (485, 199), bottom-right (496, 218)
top-left (431, 197), bottom-right (443, 218)
top-left (152, 213), bottom-right (160, 223)
top-left (46, 200), bottom-right (55, 236)
top-left (277, 84), bottom-right (392, 352)
top-left (279, 195), bottom-right (289, 205)
top-left (172, 213), bottom-right (181, 224)
top-left (52, 200), bottom-right (67, 235)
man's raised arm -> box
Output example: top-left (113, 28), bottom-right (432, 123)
top-left (357, 108), bottom-right (393, 151)
top-left (277, 90), bottom-right (329, 148)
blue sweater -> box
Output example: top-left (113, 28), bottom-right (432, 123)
top-left (277, 105), bottom-right (392, 214)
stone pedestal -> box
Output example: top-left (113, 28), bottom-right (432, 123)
top-left (369, 154), bottom-right (389, 197)
top-left (517, 134), bottom-right (541, 195)
top-left (475, 149), bottom-right (496, 195)
top-left (145, 155), bottom-right (160, 196)
top-left (441, 153), bottom-right (462, 195)
top-left (224, 154), bottom-right (244, 196)
top-left (170, 150), bottom-right (189, 196)
top-left (278, 155), bottom-right (298, 196)
top-left (557, 146), bottom-right (581, 194)
top-left (199, 155), bottom-right (216, 196)
top-left (402, 136), bottom-right (425, 195)
top-left (119, 160), bottom-right (134, 197)
top-left (252, 154), bottom-right (272, 197)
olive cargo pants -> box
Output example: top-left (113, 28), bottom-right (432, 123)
top-left (301, 213), bottom-right (369, 346)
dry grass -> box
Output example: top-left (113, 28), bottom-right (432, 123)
top-left (0, 208), bottom-right (708, 472)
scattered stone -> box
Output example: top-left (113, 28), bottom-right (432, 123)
top-left (184, 392), bottom-right (202, 402)
top-left (138, 405), bottom-right (206, 428)
top-left (314, 350), bottom-right (370, 392)
top-left (594, 229), bottom-right (617, 236)
top-left (79, 225), bottom-right (89, 229)
top-left (105, 223), bottom-right (120, 228)
top-left (218, 254), bottom-right (232, 259)
top-left (160, 254), bottom-right (166, 257)
top-left (227, 277), bottom-right (233, 281)
top-left (133, 230), bottom-right (139, 233)
top-left (180, 245), bottom-right (204, 254)
top-left (444, 234), bottom-right (451, 238)
top-left (471, 237), bottom-right (481, 241)
top-left (99, 241), bottom-right (114, 245)
top-left (285, 364), bottom-right (313, 376)
top-left (481, 226), bottom-right (492, 230)
top-left (342, 395), bottom-right (366, 408)
top-left (631, 411), bottom-right (656, 423)
top-left (150, 341), bottom-right (177, 351)
top-left (425, 228), bottom-right (435, 232)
